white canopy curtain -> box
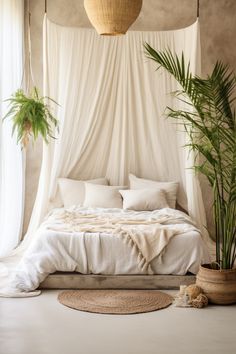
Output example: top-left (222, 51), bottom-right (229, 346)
top-left (0, 0), bottom-right (25, 257)
top-left (27, 15), bottom-right (210, 248)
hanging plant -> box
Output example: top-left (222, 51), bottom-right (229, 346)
top-left (2, 1), bottom-right (59, 148)
top-left (3, 87), bottom-right (59, 148)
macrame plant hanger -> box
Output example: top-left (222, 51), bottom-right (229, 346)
top-left (20, 0), bottom-right (36, 94)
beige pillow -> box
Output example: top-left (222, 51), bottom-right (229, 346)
top-left (58, 177), bottom-right (108, 208)
top-left (120, 189), bottom-right (169, 211)
top-left (129, 174), bottom-right (178, 209)
top-left (84, 183), bottom-right (126, 209)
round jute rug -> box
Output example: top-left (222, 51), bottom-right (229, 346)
top-left (58, 290), bottom-right (173, 314)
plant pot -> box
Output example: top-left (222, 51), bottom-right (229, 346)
top-left (196, 264), bottom-right (236, 305)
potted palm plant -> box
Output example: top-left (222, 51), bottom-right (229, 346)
top-left (145, 44), bottom-right (236, 304)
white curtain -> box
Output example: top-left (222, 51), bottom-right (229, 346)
top-left (27, 16), bottom-right (209, 246)
top-left (0, 0), bottom-right (25, 256)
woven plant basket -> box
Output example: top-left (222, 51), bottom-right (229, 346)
top-left (196, 264), bottom-right (236, 305)
top-left (84, 0), bottom-right (143, 35)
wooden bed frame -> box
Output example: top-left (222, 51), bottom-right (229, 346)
top-left (40, 273), bottom-right (196, 290)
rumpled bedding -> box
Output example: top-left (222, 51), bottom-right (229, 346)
top-left (0, 207), bottom-right (210, 297)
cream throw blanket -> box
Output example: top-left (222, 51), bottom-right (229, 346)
top-left (49, 210), bottom-right (197, 274)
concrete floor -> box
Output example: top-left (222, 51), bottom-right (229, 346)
top-left (0, 290), bottom-right (236, 354)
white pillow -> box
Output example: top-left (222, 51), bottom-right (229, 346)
top-left (58, 177), bottom-right (108, 208)
top-left (83, 183), bottom-right (126, 209)
top-left (129, 174), bottom-right (178, 209)
top-left (120, 189), bottom-right (169, 211)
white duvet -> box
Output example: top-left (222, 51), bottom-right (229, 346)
top-left (0, 207), bottom-right (210, 297)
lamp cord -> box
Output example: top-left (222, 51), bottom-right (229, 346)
top-left (197, 0), bottom-right (200, 18)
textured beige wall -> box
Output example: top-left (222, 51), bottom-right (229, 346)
top-left (23, 0), bottom-right (236, 235)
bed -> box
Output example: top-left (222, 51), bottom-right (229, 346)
top-left (8, 206), bottom-right (210, 294)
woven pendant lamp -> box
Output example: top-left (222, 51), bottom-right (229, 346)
top-left (84, 0), bottom-right (143, 36)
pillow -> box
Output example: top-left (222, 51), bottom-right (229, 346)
top-left (120, 189), bottom-right (169, 211)
top-left (58, 177), bottom-right (108, 208)
top-left (83, 183), bottom-right (126, 209)
top-left (129, 174), bottom-right (178, 209)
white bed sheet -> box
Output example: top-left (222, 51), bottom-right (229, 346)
top-left (5, 207), bottom-right (210, 294)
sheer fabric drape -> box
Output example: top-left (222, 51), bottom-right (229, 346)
top-left (0, 0), bottom-right (25, 256)
top-left (28, 17), bottom-right (209, 245)
top-left (0, 15), bottom-right (216, 297)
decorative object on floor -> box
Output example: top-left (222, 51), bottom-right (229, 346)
top-left (174, 284), bottom-right (193, 308)
top-left (145, 45), bottom-right (236, 304)
top-left (3, 0), bottom-right (58, 148)
top-left (185, 284), bottom-right (202, 300)
top-left (4, 87), bottom-right (58, 147)
top-left (191, 293), bottom-right (208, 308)
top-left (173, 284), bottom-right (208, 308)
top-left (84, 0), bottom-right (142, 35)
top-left (58, 290), bottom-right (173, 314)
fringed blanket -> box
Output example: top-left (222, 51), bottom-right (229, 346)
top-left (48, 210), bottom-right (197, 274)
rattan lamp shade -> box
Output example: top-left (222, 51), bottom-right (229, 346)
top-left (84, 0), bottom-right (143, 36)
